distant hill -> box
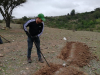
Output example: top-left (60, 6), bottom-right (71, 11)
top-left (44, 8), bottom-right (100, 31)
top-left (10, 8), bottom-right (100, 32)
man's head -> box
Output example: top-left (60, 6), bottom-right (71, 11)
top-left (36, 13), bottom-right (45, 24)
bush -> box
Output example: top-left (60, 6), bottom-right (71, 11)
top-left (0, 20), bottom-right (3, 23)
top-left (16, 19), bottom-right (25, 24)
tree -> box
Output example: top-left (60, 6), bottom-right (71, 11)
top-left (67, 13), bottom-right (69, 16)
top-left (95, 8), bottom-right (100, 11)
top-left (93, 11), bottom-right (100, 19)
top-left (70, 9), bottom-right (75, 16)
top-left (0, 0), bottom-right (26, 28)
top-left (22, 16), bottom-right (28, 21)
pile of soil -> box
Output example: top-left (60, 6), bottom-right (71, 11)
top-left (33, 42), bottom-right (96, 75)
top-left (54, 66), bottom-right (86, 75)
top-left (58, 42), bottom-right (92, 67)
top-left (34, 63), bottom-right (87, 75)
top-left (34, 63), bottom-right (62, 75)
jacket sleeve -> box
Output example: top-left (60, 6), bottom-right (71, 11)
top-left (38, 22), bottom-right (44, 37)
top-left (23, 19), bottom-right (35, 37)
top-left (23, 19), bottom-right (34, 32)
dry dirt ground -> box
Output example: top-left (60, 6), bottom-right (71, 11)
top-left (0, 24), bottom-right (100, 75)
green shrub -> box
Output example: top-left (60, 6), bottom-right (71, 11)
top-left (0, 20), bottom-right (3, 23)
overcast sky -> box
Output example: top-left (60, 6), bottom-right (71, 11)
top-left (0, 0), bottom-right (100, 19)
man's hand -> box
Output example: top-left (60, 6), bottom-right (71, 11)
top-left (31, 35), bottom-right (38, 40)
top-left (25, 31), bottom-right (31, 38)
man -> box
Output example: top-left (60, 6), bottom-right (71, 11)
top-left (0, 37), bottom-right (3, 44)
top-left (23, 13), bottom-right (45, 63)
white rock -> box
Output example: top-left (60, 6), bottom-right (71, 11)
top-left (62, 63), bottom-right (66, 67)
top-left (26, 68), bottom-right (29, 70)
top-left (63, 37), bottom-right (67, 40)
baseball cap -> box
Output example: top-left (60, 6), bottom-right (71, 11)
top-left (38, 13), bottom-right (46, 21)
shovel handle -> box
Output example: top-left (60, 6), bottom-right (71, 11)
top-left (0, 35), bottom-right (10, 43)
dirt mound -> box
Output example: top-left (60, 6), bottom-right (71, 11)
top-left (34, 42), bottom-right (93, 75)
top-left (34, 63), bottom-right (62, 75)
top-left (34, 63), bottom-right (86, 75)
top-left (54, 66), bottom-right (86, 75)
top-left (58, 42), bottom-right (92, 67)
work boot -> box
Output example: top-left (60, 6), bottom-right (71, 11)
top-left (38, 58), bottom-right (44, 63)
top-left (27, 58), bottom-right (32, 63)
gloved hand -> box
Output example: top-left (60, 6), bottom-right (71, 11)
top-left (25, 31), bottom-right (31, 38)
top-left (31, 35), bottom-right (38, 40)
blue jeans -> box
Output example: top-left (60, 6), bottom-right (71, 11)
top-left (27, 36), bottom-right (41, 59)
top-left (0, 37), bottom-right (3, 44)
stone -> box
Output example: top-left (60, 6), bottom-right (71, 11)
top-left (0, 54), bottom-right (4, 57)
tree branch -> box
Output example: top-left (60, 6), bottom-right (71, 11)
top-left (0, 7), bottom-right (6, 20)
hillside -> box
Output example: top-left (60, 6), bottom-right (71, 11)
top-left (44, 8), bottom-right (100, 31)
top-left (0, 23), bottom-right (100, 75)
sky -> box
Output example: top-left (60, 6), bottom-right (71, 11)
top-left (0, 0), bottom-right (100, 19)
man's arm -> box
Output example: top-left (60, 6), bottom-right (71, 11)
top-left (23, 19), bottom-right (33, 32)
top-left (23, 19), bottom-right (35, 37)
top-left (38, 22), bottom-right (44, 37)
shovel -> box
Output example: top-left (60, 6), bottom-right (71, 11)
top-left (0, 35), bottom-right (10, 43)
top-left (34, 41), bottom-right (50, 67)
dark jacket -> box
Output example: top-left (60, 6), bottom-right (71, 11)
top-left (23, 19), bottom-right (44, 37)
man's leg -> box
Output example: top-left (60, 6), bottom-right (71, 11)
top-left (34, 36), bottom-right (41, 58)
top-left (27, 37), bottom-right (33, 63)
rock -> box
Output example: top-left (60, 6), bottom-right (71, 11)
top-left (5, 60), bottom-right (7, 62)
top-left (63, 37), bottom-right (67, 40)
top-left (52, 45), bottom-right (56, 47)
top-left (89, 47), bottom-right (92, 48)
top-left (92, 67), bottom-right (97, 71)
top-left (51, 51), bottom-right (55, 53)
top-left (0, 64), bottom-right (3, 67)
top-left (0, 54), bottom-right (4, 57)
top-left (26, 68), bottom-right (29, 70)
top-left (41, 48), bottom-right (43, 50)
top-left (45, 47), bottom-right (48, 49)
top-left (12, 58), bottom-right (16, 60)
top-left (94, 46), bottom-right (97, 48)
top-left (1, 27), bottom-right (5, 30)
top-left (87, 64), bottom-right (91, 67)
top-left (62, 63), bottom-right (66, 67)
